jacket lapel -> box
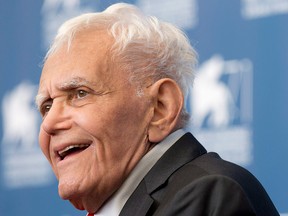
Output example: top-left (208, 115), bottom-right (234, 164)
top-left (119, 179), bottom-right (154, 216)
top-left (120, 133), bottom-right (207, 216)
top-left (144, 133), bottom-right (207, 194)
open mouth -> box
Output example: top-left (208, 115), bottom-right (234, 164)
top-left (58, 144), bottom-right (90, 160)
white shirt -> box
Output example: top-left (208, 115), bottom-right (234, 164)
top-left (89, 129), bottom-right (186, 216)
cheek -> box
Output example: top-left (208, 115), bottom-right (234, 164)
top-left (73, 98), bottom-right (152, 153)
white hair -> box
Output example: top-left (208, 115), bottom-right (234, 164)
top-left (45, 3), bottom-right (198, 127)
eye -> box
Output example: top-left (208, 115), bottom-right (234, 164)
top-left (68, 88), bottom-right (96, 107)
top-left (76, 89), bottom-right (89, 99)
top-left (40, 100), bottom-right (52, 117)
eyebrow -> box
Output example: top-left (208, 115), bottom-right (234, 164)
top-left (59, 76), bottom-right (95, 90)
top-left (35, 76), bottom-right (96, 110)
top-left (35, 94), bottom-right (48, 111)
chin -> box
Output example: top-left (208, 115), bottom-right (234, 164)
top-left (70, 198), bottom-right (85, 210)
top-left (69, 195), bottom-right (101, 213)
top-left (58, 179), bottom-right (90, 211)
top-left (58, 179), bottom-right (81, 200)
top-left (58, 186), bottom-right (86, 210)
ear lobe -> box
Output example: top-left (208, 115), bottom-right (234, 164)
top-left (148, 78), bottom-right (184, 143)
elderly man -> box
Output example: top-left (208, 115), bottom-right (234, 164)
top-left (36, 3), bottom-right (279, 216)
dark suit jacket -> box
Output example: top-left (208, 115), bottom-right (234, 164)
top-left (119, 133), bottom-right (279, 216)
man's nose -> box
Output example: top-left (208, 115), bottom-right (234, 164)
top-left (41, 101), bottom-right (72, 135)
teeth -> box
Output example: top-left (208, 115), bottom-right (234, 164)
top-left (58, 144), bottom-right (90, 158)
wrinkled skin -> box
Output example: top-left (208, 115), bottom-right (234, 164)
top-left (37, 30), bottom-right (156, 213)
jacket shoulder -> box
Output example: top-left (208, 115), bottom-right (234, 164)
top-left (153, 152), bottom-right (279, 216)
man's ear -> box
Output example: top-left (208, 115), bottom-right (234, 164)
top-left (148, 78), bottom-right (184, 143)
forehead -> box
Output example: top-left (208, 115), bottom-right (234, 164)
top-left (39, 29), bottom-right (126, 91)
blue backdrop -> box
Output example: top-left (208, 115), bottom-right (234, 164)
top-left (1, 0), bottom-right (287, 215)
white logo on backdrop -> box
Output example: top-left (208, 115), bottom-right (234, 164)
top-left (188, 55), bottom-right (253, 166)
top-left (2, 82), bottom-right (38, 150)
top-left (41, 0), bottom-right (98, 48)
top-left (191, 55), bottom-right (236, 128)
top-left (1, 81), bottom-right (53, 188)
top-left (241, 0), bottom-right (288, 19)
top-left (137, 0), bottom-right (198, 30)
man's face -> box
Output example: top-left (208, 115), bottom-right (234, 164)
top-left (37, 30), bottom-right (154, 212)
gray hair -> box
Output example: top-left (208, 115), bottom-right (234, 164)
top-left (45, 3), bottom-right (198, 128)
